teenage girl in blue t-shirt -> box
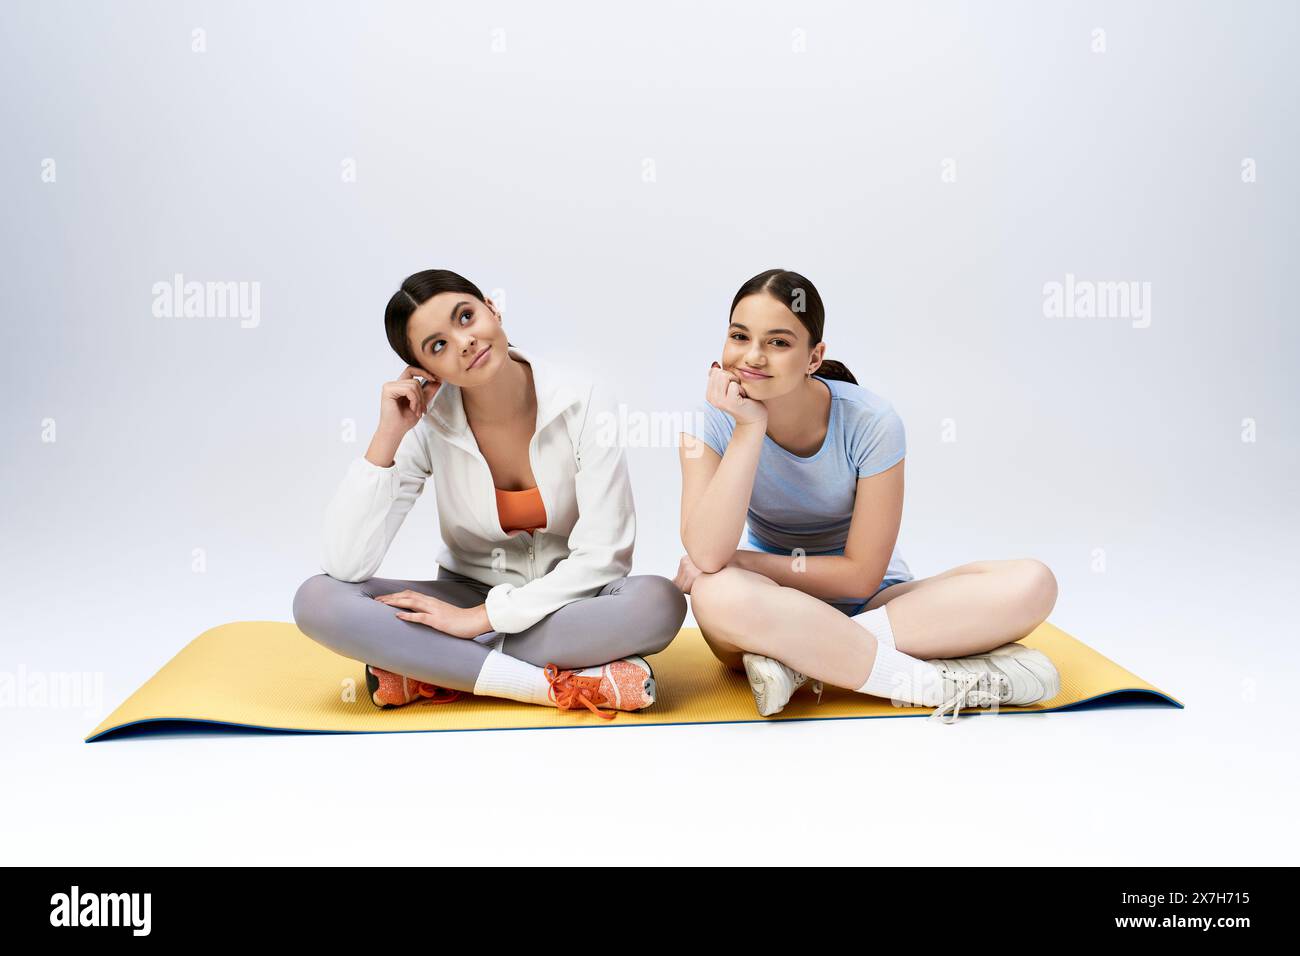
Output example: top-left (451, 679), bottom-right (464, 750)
top-left (676, 268), bottom-right (1062, 723)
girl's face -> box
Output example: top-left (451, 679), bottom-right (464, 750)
top-left (722, 293), bottom-right (825, 397)
top-left (406, 292), bottom-right (507, 386)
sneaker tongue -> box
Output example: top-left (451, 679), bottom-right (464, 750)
top-left (983, 672), bottom-right (1010, 704)
top-left (990, 665), bottom-right (1014, 702)
top-left (957, 670), bottom-right (1004, 706)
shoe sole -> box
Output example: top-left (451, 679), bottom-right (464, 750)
top-left (365, 665), bottom-right (394, 709)
top-left (743, 653), bottom-right (793, 717)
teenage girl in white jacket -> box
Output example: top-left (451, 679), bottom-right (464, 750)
top-left (677, 268), bottom-right (1061, 723)
top-left (293, 269), bottom-right (686, 719)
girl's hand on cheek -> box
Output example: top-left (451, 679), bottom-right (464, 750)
top-left (707, 361), bottom-right (767, 426)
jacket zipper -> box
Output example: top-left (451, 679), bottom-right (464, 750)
top-left (523, 429), bottom-right (545, 580)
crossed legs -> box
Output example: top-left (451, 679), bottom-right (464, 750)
top-left (691, 558), bottom-right (1058, 692)
top-left (292, 569), bottom-right (687, 694)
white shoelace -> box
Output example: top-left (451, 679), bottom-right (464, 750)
top-left (928, 670), bottom-right (1008, 724)
top-left (782, 663), bottom-right (823, 704)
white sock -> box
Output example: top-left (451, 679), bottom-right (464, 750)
top-left (849, 604), bottom-right (896, 649)
top-left (849, 604), bottom-right (945, 705)
top-left (473, 649), bottom-right (554, 706)
top-left (856, 643), bottom-right (946, 707)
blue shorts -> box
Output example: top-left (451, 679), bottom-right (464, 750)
top-left (829, 577), bottom-right (910, 617)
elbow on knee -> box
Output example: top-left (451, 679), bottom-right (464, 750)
top-left (692, 554), bottom-right (729, 575)
top-left (681, 539), bottom-right (728, 576)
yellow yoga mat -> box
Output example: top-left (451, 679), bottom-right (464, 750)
top-left (84, 621), bottom-right (1180, 741)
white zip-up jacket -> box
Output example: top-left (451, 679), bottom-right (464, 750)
top-left (320, 344), bottom-right (636, 634)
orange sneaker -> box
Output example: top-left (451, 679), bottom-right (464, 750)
top-left (365, 664), bottom-right (462, 709)
top-left (543, 656), bottom-right (656, 720)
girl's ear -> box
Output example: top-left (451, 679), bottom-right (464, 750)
top-left (808, 341), bottom-right (826, 374)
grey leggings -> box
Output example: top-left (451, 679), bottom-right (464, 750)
top-left (292, 566), bottom-right (688, 693)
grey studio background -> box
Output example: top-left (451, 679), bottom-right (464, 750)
top-left (2, 0), bottom-right (1297, 864)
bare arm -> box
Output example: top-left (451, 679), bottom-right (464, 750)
top-left (319, 366), bottom-right (441, 582)
top-left (678, 366), bottom-right (772, 573)
top-left (678, 424), bottom-right (766, 572)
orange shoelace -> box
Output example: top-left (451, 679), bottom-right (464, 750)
top-left (544, 663), bottom-right (616, 720)
top-left (412, 681), bottom-right (461, 705)
top-left (369, 665), bottom-right (462, 707)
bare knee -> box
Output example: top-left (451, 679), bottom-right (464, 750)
top-left (690, 566), bottom-right (763, 627)
top-left (1014, 559), bottom-right (1058, 623)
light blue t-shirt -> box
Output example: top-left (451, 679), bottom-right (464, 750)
top-left (684, 376), bottom-right (913, 601)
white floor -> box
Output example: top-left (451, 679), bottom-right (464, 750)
top-left (4, 543), bottom-right (1296, 866)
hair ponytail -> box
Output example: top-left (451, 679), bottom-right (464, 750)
top-left (811, 358), bottom-right (857, 385)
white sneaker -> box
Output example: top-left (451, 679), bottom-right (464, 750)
top-left (926, 643), bottom-right (1061, 724)
top-left (742, 653), bottom-right (823, 717)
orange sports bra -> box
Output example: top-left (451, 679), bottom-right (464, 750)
top-left (495, 486), bottom-right (547, 534)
